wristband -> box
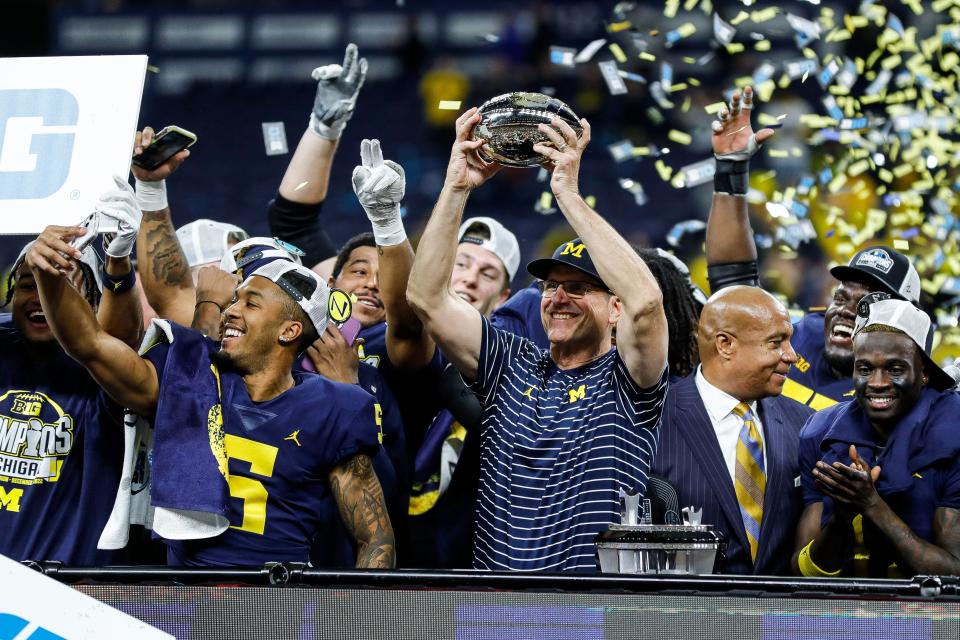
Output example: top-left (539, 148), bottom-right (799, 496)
top-left (135, 178), bottom-right (168, 212)
top-left (797, 540), bottom-right (842, 577)
top-left (196, 300), bottom-right (224, 313)
top-left (368, 207), bottom-right (407, 247)
top-left (102, 266), bottom-right (137, 294)
top-left (309, 113), bottom-right (346, 141)
top-left (714, 158), bottom-right (749, 195)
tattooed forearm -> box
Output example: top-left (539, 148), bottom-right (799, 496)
top-left (866, 503), bottom-right (960, 576)
top-left (329, 454), bottom-right (396, 569)
top-left (143, 223), bottom-right (190, 287)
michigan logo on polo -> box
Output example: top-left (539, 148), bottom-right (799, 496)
top-left (0, 88), bottom-right (78, 200)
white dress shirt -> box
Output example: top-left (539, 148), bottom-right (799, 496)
top-left (694, 366), bottom-right (767, 484)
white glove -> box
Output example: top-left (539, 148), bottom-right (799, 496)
top-left (351, 139), bottom-right (406, 246)
top-left (98, 175), bottom-right (142, 258)
top-left (310, 43), bottom-right (368, 140)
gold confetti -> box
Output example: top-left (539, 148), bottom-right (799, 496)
top-left (147, 65), bottom-right (160, 73)
top-left (438, 100), bottom-right (462, 110)
top-left (655, 159), bottom-right (673, 181)
top-left (639, 52), bottom-right (657, 62)
top-left (668, 130), bottom-right (692, 145)
top-left (894, 239), bottom-right (911, 251)
top-left (609, 43), bottom-right (627, 63)
top-left (608, 21), bottom-right (632, 33)
top-left (704, 101), bottom-right (726, 115)
top-left (730, 10), bottom-right (749, 26)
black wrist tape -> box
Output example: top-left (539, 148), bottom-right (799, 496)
top-left (102, 267), bottom-right (136, 294)
top-left (714, 158), bottom-right (750, 195)
top-left (707, 261), bottom-right (760, 292)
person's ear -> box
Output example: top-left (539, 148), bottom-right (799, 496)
top-left (715, 331), bottom-right (736, 360)
top-left (608, 295), bottom-right (622, 326)
top-left (279, 321), bottom-right (303, 346)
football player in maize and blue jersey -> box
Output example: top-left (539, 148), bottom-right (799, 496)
top-left (28, 232), bottom-right (395, 568)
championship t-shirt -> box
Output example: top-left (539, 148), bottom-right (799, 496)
top-left (0, 329), bottom-right (124, 564)
top-left (470, 318), bottom-right (668, 572)
top-left (142, 336), bottom-right (380, 566)
top-left (783, 313), bottom-right (855, 411)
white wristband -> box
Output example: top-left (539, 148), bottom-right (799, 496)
top-left (368, 206), bottom-right (407, 247)
top-left (135, 178), bottom-right (168, 212)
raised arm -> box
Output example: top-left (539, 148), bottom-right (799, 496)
top-left (705, 86), bottom-right (774, 291)
top-left (271, 43), bottom-right (368, 273)
top-left (350, 138), bottom-right (434, 370)
top-left (132, 126), bottom-right (194, 325)
top-left (406, 108), bottom-right (500, 379)
top-left (93, 176), bottom-right (145, 347)
top-left (27, 227), bottom-right (160, 416)
top-left (328, 453), bottom-right (395, 568)
top-left (534, 118), bottom-right (667, 388)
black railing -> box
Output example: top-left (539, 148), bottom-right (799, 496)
top-left (25, 562), bottom-right (960, 600)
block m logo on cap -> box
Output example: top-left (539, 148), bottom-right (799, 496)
top-left (560, 242), bottom-right (585, 259)
top-left (0, 89), bottom-right (78, 200)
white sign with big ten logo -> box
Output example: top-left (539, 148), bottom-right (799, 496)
top-left (0, 552), bottom-right (172, 639)
top-left (0, 55), bottom-right (147, 234)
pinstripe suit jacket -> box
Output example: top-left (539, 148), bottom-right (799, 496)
top-left (652, 374), bottom-right (814, 575)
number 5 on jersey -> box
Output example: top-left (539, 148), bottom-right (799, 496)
top-left (224, 434), bottom-right (278, 535)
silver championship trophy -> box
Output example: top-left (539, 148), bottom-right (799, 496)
top-left (473, 92), bottom-right (583, 168)
top-left (594, 479), bottom-right (727, 575)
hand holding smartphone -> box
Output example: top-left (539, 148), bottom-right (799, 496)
top-left (132, 125), bottom-right (197, 170)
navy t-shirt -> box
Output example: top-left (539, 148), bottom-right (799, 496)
top-left (0, 329), bottom-right (124, 564)
top-left (490, 282), bottom-right (549, 349)
top-left (142, 336), bottom-right (381, 566)
top-left (783, 313), bottom-right (855, 411)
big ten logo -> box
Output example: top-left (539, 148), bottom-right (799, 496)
top-left (560, 242), bottom-right (585, 258)
top-left (793, 354), bottom-right (811, 373)
top-left (0, 613), bottom-right (67, 639)
top-left (0, 88), bottom-right (78, 200)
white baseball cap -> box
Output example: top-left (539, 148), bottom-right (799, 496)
top-left (220, 236), bottom-right (304, 276)
top-left (458, 216), bottom-right (521, 283)
top-left (245, 260), bottom-right (329, 336)
top-left (176, 219), bottom-right (249, 268)
top-left (854, 293), bottom-right (954, 391)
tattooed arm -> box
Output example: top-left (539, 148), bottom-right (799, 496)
top-left (133, 126), bottom-right (195, 326)
top-left (329, 453), bottom-right (395, 568)
top-left (863, 505), bottom-right (960, 577)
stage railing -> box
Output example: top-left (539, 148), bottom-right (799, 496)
top-left (26, 564), bottom-right (960, 639)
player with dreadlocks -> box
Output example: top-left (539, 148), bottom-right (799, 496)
top-left (0, 177), bottom-right (145, 565)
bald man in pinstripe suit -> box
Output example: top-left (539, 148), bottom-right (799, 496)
top-left (653, 287), bottom-right (813, 575)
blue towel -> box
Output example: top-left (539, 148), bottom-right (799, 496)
top-left (140, 320), bottom-right (231, 539)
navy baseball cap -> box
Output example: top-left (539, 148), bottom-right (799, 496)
top-left (526, 238), bottom-right (607, 288)
top-left (830, 246), bottom-right (921, 304)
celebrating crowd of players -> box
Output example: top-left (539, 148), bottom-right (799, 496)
top-left (2, 44), bottom-right (959, 578)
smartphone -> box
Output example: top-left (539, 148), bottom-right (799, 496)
top-left (132, 126), bottom-right (197, 170)
top-left (338, 317), bottom-right (362, 346)
top-left (68, 211), bottom-right (120, 252)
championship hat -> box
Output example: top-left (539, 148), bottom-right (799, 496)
top-left (458, 216), bottom-right (521, 282)
top-left (854, 292), bottom-right (955, 391)
top-left (221, 237), bottom-right (304, 278)
top-left (246, 260), bottom-right (329, 336)
top-left (830, 246), bottom-right (921, 304)
top-left (176, 219), bottom-right (249, 268)
top-left (526, 238), bottom-right (607, 289)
